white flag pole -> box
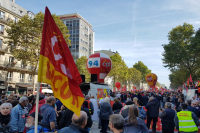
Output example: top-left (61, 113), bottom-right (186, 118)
top-left (34, 82), bottom-right (40, 133)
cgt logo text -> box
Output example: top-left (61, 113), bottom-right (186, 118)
top-left (102, 59), bottom-right (111, 67)
top-left (147, 77), bottom-right (152, 82)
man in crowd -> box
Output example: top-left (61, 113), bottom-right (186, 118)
top-left (99, 94), bottom-right (106, 105)
top-left (145, 96), bottom-right (159, 132)
top-left (40, 96), bottom-right (57, 130)
top-left (109, 114), bottom-right (124, 133)
top-left (187, 100), bottom-right (199, 118)
top-left (25, 112), bottom-right (43, 133)
top-left (90, 96), bottom-right (98, 121)
top-left (85, 95), bottom-right (94, 115)
top-left (10, 97), bottom-right (29, 133)
top-left (159, 102), bottom-right (175, 133)
top-left (59, 104), bottom-right (92, 130)
top-left (142, 93), bottom-right (149, 106)
top-left (175, 97), bottom-right (184, 112)
top-left (58, 111), bottom-right (88, 133)
top-left (175, 103), bottom-right (199, 133)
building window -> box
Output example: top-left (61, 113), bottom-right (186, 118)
top-left (7, 72), bottom-right (13, 82)
top-left (20, 10), bottom-right (23, 15)
top-left (20, 73), bottom-right (25, 82)
top-left (9, 57), bottom-right (14, 63)
top-left (0, 11), bottom-right (5, 19)
top-left (13, 17), bottom-right (18, 23)
top-left (28, 75), bottom-right (32, 83)
top-left (0, 25), bottom-right (4, 34)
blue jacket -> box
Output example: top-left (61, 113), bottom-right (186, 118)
top-left (188, 106), bottom-right (199, 117)
top-left (26, 125), bottom-right (42, 133)
top-left (58, 123), bottom-right (88, 133)
top-left (9, 104), bottom-right (26, 132)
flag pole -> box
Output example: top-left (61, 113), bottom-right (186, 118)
top-left (34, 82), bottom-right (40, 133)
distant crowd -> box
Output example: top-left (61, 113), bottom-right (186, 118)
top-left (0, 91), bottom-right (199, 133)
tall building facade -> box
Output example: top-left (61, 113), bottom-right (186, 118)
top-left (0, 0), bottom-right (36, 94)
top-left (59, 13), bottom-right (94, 62)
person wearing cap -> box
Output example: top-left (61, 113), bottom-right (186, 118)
top-left (25, 112), bottom-right (43, 133)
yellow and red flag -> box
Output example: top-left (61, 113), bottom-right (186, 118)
top-left (38, 7), bottom-right (84, 116)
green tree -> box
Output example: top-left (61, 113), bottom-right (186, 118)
top-left (162, 23), bottom-right (200, 84)
top-left (133, 61), bottom-right (151, 86)
top-left (5, 12), bottom-right (71, 91)
top-left (75, 56), bottom-right (90, 82)
top-left (156, 82), bottom-right (161, 88)
top-left (108, 54), bottom-right (128, 88)
top-left (127, 67), bottom-right (142, 89)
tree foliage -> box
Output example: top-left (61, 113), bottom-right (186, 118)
top-left (127, 68), bottom-right (142, 88)
top-left (108, 54), bottom-right (128, 86)
top-left (5, 12), bottom-right (71, 71)
top-left (162, 23), bottom-right (200, 85)
top-left (75, 56), bottom-right (90, 82)
top-left (133, 61), bottom-right (151, 84)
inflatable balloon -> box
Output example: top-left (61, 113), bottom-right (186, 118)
top-left (145, 73), bottom-right (157, 90)
top-left (115, 82), bottom-right (121, 88)
top-left (86, 53), bottom-right (112, 83)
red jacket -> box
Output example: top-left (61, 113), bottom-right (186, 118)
top-left (29, 99), bottom-right (46, 114)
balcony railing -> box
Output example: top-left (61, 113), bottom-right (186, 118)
top-left (0, 15), bottom-right (13, 23)
top-left (0, 61), bottom-right (38, 73)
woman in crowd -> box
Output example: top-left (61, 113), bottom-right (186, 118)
top-left (0, 103), bottom-right (12, 133)
top-left (99, 97), bottom-right (113, 133)
top-left (112, 98), bottom-right (122, 114)
top-left (123, 106), bottom-right (149, 133)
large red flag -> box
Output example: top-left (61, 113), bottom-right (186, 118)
top-left (38, 7), bottom-right (84, 116)
top-left (190, 74), bottom-right (193, 83)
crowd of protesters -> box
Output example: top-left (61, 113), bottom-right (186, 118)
top-left (0, 91), bottom-right (200, 133)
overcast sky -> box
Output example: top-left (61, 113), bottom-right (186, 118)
top-left (15, 0), bottom-right (200, 88)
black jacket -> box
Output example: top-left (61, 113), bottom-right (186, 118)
top-left (159, 108), bottom-right (175, 133)
top-left (59, 107), bottom-right (92, 129)
top-left (142, 96), bottom-right (149, 106)
top-left (145, 99), bottom-right (159, 117)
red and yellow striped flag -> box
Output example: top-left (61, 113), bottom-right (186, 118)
top-left (38, 7), bottom-right (84, 116)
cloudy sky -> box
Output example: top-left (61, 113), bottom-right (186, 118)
top-left (16, 0), bottom-right (200, 88)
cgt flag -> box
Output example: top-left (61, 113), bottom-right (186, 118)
top-left (38, 7), bottom-right (84, 116)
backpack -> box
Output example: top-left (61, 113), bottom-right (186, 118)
top-left (138, 107), bottom-right (146, 120)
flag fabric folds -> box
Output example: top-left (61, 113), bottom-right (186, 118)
top-left (38, 7), bottom-right (84, 116)
top-left (190, 74), bottom-right (193, 83)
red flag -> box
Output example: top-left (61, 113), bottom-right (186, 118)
top-left (190, 74), bottom-right (193, 83)
top-left (39, 84), bottom-right (42, 93)
top-left (187, 78), bottom-right (190, 86)
top-left (38, 7), bottom-right (84, 116)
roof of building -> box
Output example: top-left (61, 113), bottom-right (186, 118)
top-left (59, 13), bottom-right (92, 28)
top-left (94, 50), bottom-right (119, 57)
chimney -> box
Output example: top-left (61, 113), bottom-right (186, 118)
top-left (12, 0), bottom-right (15, 3)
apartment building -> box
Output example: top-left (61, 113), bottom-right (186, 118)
top-left (0, 0), bottom-right (36, 94)
top-left (59, 13), bottom-right (94, 62)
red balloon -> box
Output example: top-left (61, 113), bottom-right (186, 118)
top-left (115, 82), bottom-right (121, 88)
top-left (86, 53), bottom-right (112, 83)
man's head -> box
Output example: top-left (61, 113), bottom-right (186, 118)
top-left (102, 94), bottom-right (106, 99)
top-left (25, 112), bottom-right (43, 128)
top-left (109, 114), bottom-right (124, 133)
top-left (181, 103), bottom-right (188, 110)
top-left (165, 102), bottom-right (172, 109)
top-left (19, 97), bottom-right (28, 107)
top-left (149, 97), bottom-right (154, 101)
top-left (191, 100), bottom-right (196, 107)
top-left (179, 97), bottom-right (184, 102)
top-left (104, 97), bottom-right (110, 103)
top-left (85, 95), bottom-right (90, 100)
top-left (195, 100), bottom-right (199, 107)
top-left (72, 111), bottom-right (87, 129)
top-left (46, 96), bottom-right (56, 107)
top-left (185, 100), bottom-right (191, 106)
top-left (91, 96), bottom-right (94, 99)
